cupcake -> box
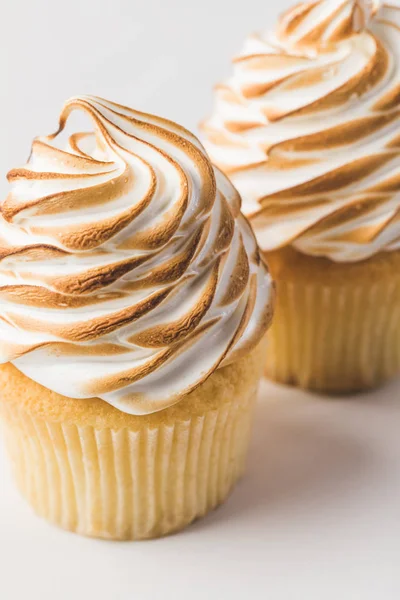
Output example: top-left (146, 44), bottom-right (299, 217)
top-left (201, 0), bottom-right (400, 393)
top-left (0, 96), bottom-right (274, 539)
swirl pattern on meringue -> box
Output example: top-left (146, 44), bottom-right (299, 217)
top-left (201, 1), bottom-right (400, 262)
top-left (0, 96), bottom-right (273, 415)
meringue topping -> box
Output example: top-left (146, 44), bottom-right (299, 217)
top-left (0, 96), bottom-right (274, 415)
top-left (201, 1), bottom-right (400, 262)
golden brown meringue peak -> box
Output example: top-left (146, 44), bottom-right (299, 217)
top-left (201, 4), bottom-right (400, 262)
top-left (0, 96), bottom-right (274, 414)
top-left (277, 0), bottom-right (382, 51)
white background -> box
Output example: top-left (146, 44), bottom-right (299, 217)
top-left (1, 0), bottom-right (400, 598)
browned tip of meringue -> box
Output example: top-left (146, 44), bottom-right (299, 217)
top-left (278, 1), bottom-right (318, 38)
top-left (4, 164), bottom-right (134, 222)
top-left (222, 271), bottom-right (274, 367)
top-left (260, 153), bottom-right (396, 203)
top-left (0, 285), bottom-right (123, 309)
top-left (264, 36), bottom-right (388, 122)
top-left (61, 96), bottom-right (217, 212)
top-left (373, 82), bottom-right (400, 111)
top-left (277, 0), bottom-right (382, 50)
top-left (277, 112), bottom-right (400, 154)
top-left (0, 244), bottom-right (69, 262)
top-left (218, 237), bottom-right (250, 306)
top-left (300, 193), bottom-right (396, 242)
top-left (128, 261), bottom-right (221, 348)
top-left (7, 286), bottom-right (174, 343)
top-left (85, 317), bottom-right (221, 398)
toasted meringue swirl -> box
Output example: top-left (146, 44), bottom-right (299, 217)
top-left (0, 96), bottom-right (273, 415)
top-left (202, 1), bottom-right (400, 262)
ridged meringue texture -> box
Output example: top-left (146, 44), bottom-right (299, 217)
top-left (0, 96), bottom-right (273, 415)
top-left (201, 0), bottom-right (400, 262)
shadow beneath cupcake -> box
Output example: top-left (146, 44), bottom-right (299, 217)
top-left (190, 380), bottom-right (381, 533)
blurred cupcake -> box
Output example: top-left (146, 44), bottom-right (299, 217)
top-left (0, 96), bottom-right (274, 539)
top-left (201, 0), bottom-right (400, 393)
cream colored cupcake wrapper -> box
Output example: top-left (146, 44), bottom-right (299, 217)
top-left (1, 390), bottom-right (256, 541)
top-left (266, 280), bottom-right (400, 393)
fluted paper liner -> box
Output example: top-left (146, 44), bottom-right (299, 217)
top-left (266, 279), bottom-right (400, 393)
top-left (1, 397), bottom-right (254, 540)
top-left (0, 342), bottom-right (266, 540)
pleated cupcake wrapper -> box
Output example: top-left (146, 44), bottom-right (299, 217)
top-left (1, 389), bottom-right (256, 540)
top-left (265, 279), bottom-right (400, 392)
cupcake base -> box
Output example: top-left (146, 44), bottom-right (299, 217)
top-left (264, 247), bottom-right (400, 394)
top-left (0, 340), bottom-right (266, 540)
